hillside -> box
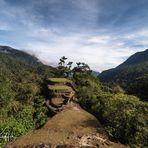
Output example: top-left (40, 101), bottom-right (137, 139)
top-left (118, 49), bottom-right (148, 66)
top-left (6, 103), bottom-right (125, 148)
top-left (0, 45), bottom-right (56, 147)
top-left (5, 77), bottom-right (124, 147)
top-left (0, 46), bottom-right (41, 66)
top-left (98, 49), bottom-right (148, 101)
top-left (0, 46), bottom-right (147, 147)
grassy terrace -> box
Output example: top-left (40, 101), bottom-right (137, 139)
top-left (48, 78), bottom-right (72, 83)
top-left (48, 85), bottom-right (72, 91)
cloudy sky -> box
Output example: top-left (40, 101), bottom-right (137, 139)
top-left (0, 0), bottom-right (148, 71)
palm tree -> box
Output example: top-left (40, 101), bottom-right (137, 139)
top-left (67, 62), bottom-right (73, 69)
top-left (58, 56), bottom-right (67, 66)
top-left (76, 62), bottom-right (81, 67)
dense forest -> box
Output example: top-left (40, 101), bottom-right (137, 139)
top-left (0, 46), bottom-right (56, 147)
top-left (0, 46), bottom-right (148, 147)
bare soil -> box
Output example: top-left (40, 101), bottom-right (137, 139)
top-left (6, 104), bottom-right (126, 148)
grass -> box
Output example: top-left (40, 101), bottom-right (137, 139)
top-left (48, 78), bottom-right (72, 83)
top-left (48, 85), bottom-right (72, 91)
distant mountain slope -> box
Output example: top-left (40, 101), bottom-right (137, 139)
top-left (91, 70), bottom-right (100, 77)
top-left (0, 45), bottom-right (41, 66)
top-left (98, 49), bottom-right (148, 101)
top-left (0, 45), bottom-right (56, 77)
top-left (118, 49), bottom-right (148, 67)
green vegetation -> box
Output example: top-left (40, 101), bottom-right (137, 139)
top-left (7, 108), bottom-right (107, 147)
top-left (48, 78), bottom-right (72, 83)
top-left (76, 75), bottom-right (148, 147)
top-left (99, 49), bottom-right (148, 101)
top-left (48, 85), bottom-right (72, 90)
top-left (56, 56), bottom-right (148, 147)
top-left (0, 46), bottom-right (148, 147)
top-left (0, 46), bottom-right (56, 147)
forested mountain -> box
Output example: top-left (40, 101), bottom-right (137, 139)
top-left (99, 49), bottom-right (148, 101)
top-left (119, 49), bottom-right (148, 66)
top-left (0, 46), bottom-right (41, 66)
top-left (0, 46), bottom-right (147, 147)
top-left (0, 46), bottom-right (56, 147)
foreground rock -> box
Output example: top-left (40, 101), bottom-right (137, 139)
top-left (6, 104), bottom-right (125, 148)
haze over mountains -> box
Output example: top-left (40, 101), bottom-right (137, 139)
top-left (0, 45), bottom-right (41, 65)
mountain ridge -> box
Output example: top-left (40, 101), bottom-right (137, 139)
top-left (118, 49), bottom-right (148, 67)
top-left (98, 49), bottom-right (148, 100)
top-left (0, 45), bottom-right (41, 66)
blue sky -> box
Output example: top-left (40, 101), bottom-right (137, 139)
top-left (0, 0), bottom-right (148, 71)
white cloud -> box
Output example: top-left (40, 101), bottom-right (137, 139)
top-left (0, 0), bottom-right (148, 72)
top-left (22, 29), bottom-right (145, 72)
